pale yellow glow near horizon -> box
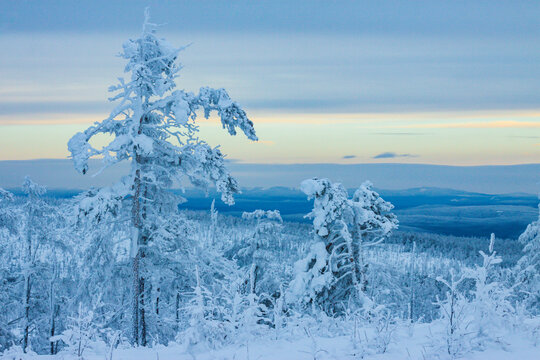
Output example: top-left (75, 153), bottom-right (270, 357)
top-left (0, 109), bottom-right (539, 165)
top-left (2, 109), bottom-right (540, 126)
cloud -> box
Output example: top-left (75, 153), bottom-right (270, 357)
top-left (256, 140), bottom-right (275, 146)
top-left (402, 121), bottom-right (540, 129)
top-left (373, 152), bottom-right (418, 159)
top-left (373, 132), bottom-right (427, 136)
top-left (0, 101), bottom-right (109, 116)
top-left (342, 155), bottom-right (356, 159)
top-left (507, 135), bottom-right (540, 139)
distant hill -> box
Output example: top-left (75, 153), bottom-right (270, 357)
top-left (14, 185), bottom-right (536, 239)
top-left (1, 160), bottom-right (539, 194)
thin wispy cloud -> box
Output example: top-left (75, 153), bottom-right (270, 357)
top-left (373, 152), bottom-right (418, 159)
top-left (373, 132), bottom-right (426, 136)
top-left (342, 155), bottom-right (356, 159)
top-left (256, 140), bottom-right (275, 146)
top-left (507, 135), bottom-right (540, 139)
top-left (401, 121), bottom-right (540, 129)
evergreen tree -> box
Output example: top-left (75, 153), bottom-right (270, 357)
top-left (67, 11), bottom-right (257, 345)
top-left (240, 210), bottom-right (283, 295)
top-left (289, 178), bottom-right (397, 313)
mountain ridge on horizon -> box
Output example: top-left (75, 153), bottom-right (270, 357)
top-left (1, 159), bottom-right (539, 194)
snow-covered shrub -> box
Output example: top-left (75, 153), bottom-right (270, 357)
top-left (348, 302), bottom-right (397, 356)
top-left (434, 269), bottom-right (472, 357)
top-left (465, 234), bottom-right (514, 349)
top-left (432, 235), bottom-right (515, 357)
top-left (178, 267), bottom-right (233, 352)
top-left (52, 303), bottom-right (104, 359)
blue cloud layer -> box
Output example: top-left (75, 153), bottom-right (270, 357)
top-left (373, 152), bottom-right (418, 159)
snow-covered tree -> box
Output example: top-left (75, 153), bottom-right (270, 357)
top-left (240, 210), bottom-right (283, 295)
top-left (289, 178), bottom-right (350, 312)
top-left (20, 177), bottom-right (50, 353)
top-left (0, 188), bottom-right (16, 351)
top-left (348, 181), bottom-right (398, 293)
top-left (67, 11), bottom-right (257, 345)
top-left (289, 178), bottom-right (397, 313)
top-left (516, 203), bottom-right (540, 313)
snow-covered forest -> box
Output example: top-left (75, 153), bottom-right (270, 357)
top-left (1, 12), bottom-right (539, 360)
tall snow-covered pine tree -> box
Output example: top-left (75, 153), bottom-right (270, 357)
top-left (68, 10), bottom-right (257, 345)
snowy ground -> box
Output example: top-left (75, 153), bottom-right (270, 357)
top-left (5, 321), bottom-right (539, 360)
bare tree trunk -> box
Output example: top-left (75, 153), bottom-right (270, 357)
top-left (354, 228), bottom-right (369, 293)
top-left (49, 268), bottom-right (59, 355)
top-left (175, 291), bottom-right (180, 333)
top-left (23, 274), bottom-right (31, 352)
top-left (349, 226), bottom-right (363, 297)
top-left (408, 241), bottom-right (417, 323)
top-left (155, 287), bottom-right (160, 315)
top-left (249, 264), bottom-right (258, 294)
top-left (139, 180), bottom-right (149, 346)
top-left (140, 275), bottom-right (147, 347)
top-left (23, 209), bottom-right (33, 353)
top-left (131, 164), bottom-right (142, 346)
top-left (50, 305), bottom-right (59, 355)
top-left (131, 252), bottom-right (140, 345)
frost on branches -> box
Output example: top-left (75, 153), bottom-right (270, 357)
top-left (289, 178), bottom-right (397, 313)
top-left (67, 10), bottom-right (257, 346)
top-left (517, 202), bottom-right (540, 313)
top-left (239, 210), bottom-right (283, 295)
top-left (0, 188), bottom-right (13, 202)
top-left (434, 234), bottom-right (515, 356)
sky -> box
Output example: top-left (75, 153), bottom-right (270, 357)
top-left (0, 0), bottom-right (539, 166)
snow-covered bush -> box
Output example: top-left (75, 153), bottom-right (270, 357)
top-left (178, 267), bottom-right (233, 352)
top-left (52, 302), bottom-right (104, 359)
top-left (434, 269), bottom-right (472, 357)
top-left (433, 234), bottom-right (516, 357)
top-left (465, 234), bottom-right (514, 349)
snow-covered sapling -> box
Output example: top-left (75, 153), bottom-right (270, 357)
top-left (435, 269), bottom-right (471, 357)
top-left (180, 266), bottom-right (231, 351)
top-left (465, 233), bottom-right (514, 349)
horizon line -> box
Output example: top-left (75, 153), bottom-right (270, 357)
top-left (2, 158), bottom-right (540, 168)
